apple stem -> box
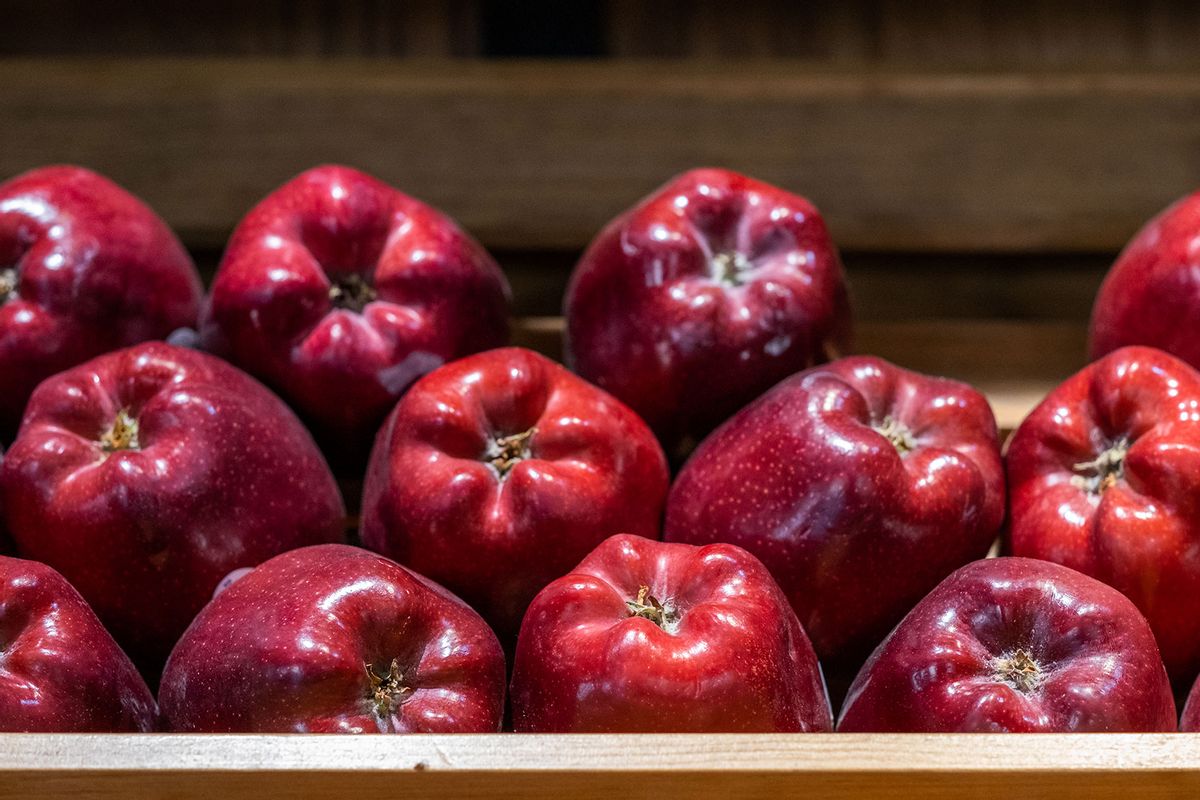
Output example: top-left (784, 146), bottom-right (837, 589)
top-left (625, 585), bottom-right (679, 632)
top-left (328, 274), bottom-right (377, 313)
top-left (709, 251), bottom-right (752, 287)
top-left (991, 648), bottom-right (1043, 694)
top-left (99, 409), bottom-right (140, 452)
top-left (1071, 438), bottom-right (1129, 494)
top-left (873, 415), bottom-right (917, 455)
top-left (0, 267), bottom-right (17, 303)
top-left (365, 658), bottom-right (412, 718)
top-left (485, 427), bottom-right (536, 479)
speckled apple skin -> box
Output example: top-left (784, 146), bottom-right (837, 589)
top-left (1090, 190), bottom-right (1200, 367)
top-left (200, 165), bottom-right (511, 448)
top-left (664, 356), bottom-right (1004, 666)
top-left (0, 555), bottom-right (157, 731)
top-left (1007, 346), bottom-right (1200, 685)
top-left (564, 167), bottom-right (850, 451)
top-left (509, 534), bottom-right (832, 732)
top-left (1183, 676), bottom-right (1200, 730)
top-left (361, 347), bottom-right (669, 643)
top-left (838, 558), bottom-right (1176, 732)
top-left (0, 342), bottom-right (345, 675)
top-left (0, 166), bottom-right (202, 435)
top-left (160, 544), bottom-right (505, 733)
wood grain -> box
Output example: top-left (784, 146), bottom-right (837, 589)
top-left (3, 59), bottom-right (1200, 252)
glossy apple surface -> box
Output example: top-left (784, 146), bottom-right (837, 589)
top-left (361, 347), bottom-right (669, 642)
top-left (838, 558), bottom-right (1176, 732)
top-left (509, 534), bottom-right (832, 732)
top-left (665, 356), bottom-right (1004, 666)
top-left (565, 167), bottom-right (850, 452)
top-left (0, 165), bottom-right (202, 435)
top-left (0, 342), bottom-right (345, 675)
top-left (1090, 190), bottom-right (1200, 367)
top-left (160, 544), bottom-right (505, 733)
top-left (1007, 345), bottom-right (1200, 684)
top-left (200, 165), bottom-right (511, 450)
top-left (0, 555), bottom-right (157, 731)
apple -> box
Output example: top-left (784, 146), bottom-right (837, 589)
top-left (838, 558), bottom-right (1176, 732)
top-left (1007, 345), bottom-right (1200, 685)
top-left (1183, 676), bottom-right (1200, 731)
top-left (0, 165), bottom-right (202, 436)
top-left (509, 534), bottom-right (832, 732)
top-left (361, 346), bottom-right (669, 642)
top-left (0, 554), bottom-right (157, 731)
top-left (565, 167), bottom-right (850, 453)
top-left (200, 165), bottom-right (511, 453)
top-left (160, 544), bottom-right (505, 733)
top-left (0, 342), bottom-right (345, 676)
top-left (664, 355), bottom-right (1004, 667)
top-left (1090, 190), bottom-right (1200, 367)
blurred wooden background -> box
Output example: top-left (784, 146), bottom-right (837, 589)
top-left (3, 0), bottom-right (1198, 394)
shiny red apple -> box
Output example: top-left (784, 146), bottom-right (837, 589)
top-left (160, 544), bottom-right (505, 733)
top-left (838, 558), bottom-right (1176, 732)
top-left (1007, 345), bottom-right (1200, 684)
top-left (361, 347), bottom-right (669, 642)
top-left (0, 554), bottom-right (157, 731)
top-left (509, 534), bottom-right (832, 732)
top-left (200, 165), bottom-right (511, 451)
top-left (0, 165), bottom-right (202, 436)
top-left (1090, 190), bottom-right (1200, 367)
top-left (565, 167), bottom-right (850, 452)
top-left (665, 356), bottom-right (1004, 667)
top-left (0, 342), bottom-right (345, 675)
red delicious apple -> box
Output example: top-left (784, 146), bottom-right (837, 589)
top-left (200, 164), bottom-right (511, 450)
top-left (160, 544), bottom-right (505, 733)
top-left (509, 534), bottom-right (832, 732)
top-left (838, 558), bottom-right (1176, 732)
top-left (0, 165), bottom-right (202, 436)
top-left (565, 168), bottom-right (850, 452)
top-left (0, 342), bottom-right (345, 675)
top-left (0, 554), bottom-right (157, 731)
top-left (1007, 345), bottom-right (1200, 685)
top-left (1183, 676), bottom-right (1200, 731)
top-left (665, 356), bottom-right (1004, 666)
top-left (361, 347), bottom-right (669, 642)
top-left (1090, 190), bottom-right (1200, 367)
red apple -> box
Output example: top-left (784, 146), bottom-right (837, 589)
top-left (0, 554), bottom-right (157, 731)
top-left (0, 165), bottom-right (202, 435)
top-left (200, 165), bottom-right (511, 451)
top-left (838, 558), bottom-right (1176, 732)
top-left (160, 544), bottom-right (505, 733)
top-left (1183, 677), bottom-right (1200, 731)
top-left (1090, 190), bottom-right (1200, 367)
top-left (565, 168), bottom-right (850, 452)
top-left (509, 534), bottom-right (832, 732)
top-left (665, 356), bottom-right (1004, 666)
top-left (0, 342), bottom-right (345, 675)
top-left (361, 347), bottom-right (669, 642)
top-left (1007, 345), bottom-right (1200, 685)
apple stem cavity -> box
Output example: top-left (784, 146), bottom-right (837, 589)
top-left (0, 267), bottom-right (17, 303)
top-left (100, 409), bottom-right (140, 452)
top-left (328, 273), bottom-right (377, 313)
top-left (873, 415), bottom-right (917, 455)
top-left (709, 250), bottom-right (752, 287)
top-left (365, 658), bottom-right (412, 719)
top-left (1071, 438), bottom-right (1129, 494)
top-left (992, 648), bottom-right (1043, 694)
top-left (625, 585), bottom-right (680, 633)
top-left (485, 427), bottom-right (536, 480)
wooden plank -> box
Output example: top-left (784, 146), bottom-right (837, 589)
top-left (0, 733), bottom-right (1195, 799)
top-left (3, 60), bottom-right (1200, 252)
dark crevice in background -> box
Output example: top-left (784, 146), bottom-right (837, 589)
top-left (480, 0), bottom-right (604, 57)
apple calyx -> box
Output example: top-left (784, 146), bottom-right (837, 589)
top-left (992, 648), bottom-right (1043, 694)
top-left (100, 409), bottom-right (140, 452)
top-left (1071, 438), bottom-right (1128, 494)
top-left (873, 415), bottom-right (917, 455)
top-left (0, 267), bottom-right (17, 303)
top-left (328, 274), bottom-right (377, 313)
top-left (625, 585), bottom-right (680, 632)
top-left (365, 658), bottom-right (412, 718)
top-left (485, 427), bottom-right (536, 479)
top-left (709, 251), bottom-right (752, 287)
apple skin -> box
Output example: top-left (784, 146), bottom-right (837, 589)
top-left (509, 534), bottom-right (832, 733)
top-left (160, 544), bottom-right (505, 733)
top-left (1183, 677), bottom-right (1200, 731)
top-left (1089, 191), bottom-right (1200, 367)
top-left (564, 167), bottom-right (850, 452)
top-left (361, 347), bottom-right (669, 643)
top-left (0, 342), bottom-right (345, 676)
top-left (838, 558), bottom-right (1176, 732)
top-left (664, 356), bottom-right (1004, 667)
top-left (1006, 345), bottom-right (1200, 685)
top-left (0, 165), bottom-right (202, 436)
top-left (0, 554), bottom-right (157, 732)
top-left (200, 165), bottom-right (511, 451)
